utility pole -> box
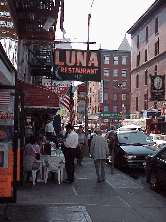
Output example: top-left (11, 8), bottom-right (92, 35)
top-left (85, 13), bottom-right (91, 153)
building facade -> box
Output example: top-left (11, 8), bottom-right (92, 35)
top-left (99, 47), bottom-right (131, 128)
top-left (127, 0), bottom-right (166, 114)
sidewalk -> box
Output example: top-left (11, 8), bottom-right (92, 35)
top-left (1, 157), bottom-right (166, 221)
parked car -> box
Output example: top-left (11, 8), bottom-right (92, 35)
top-left (113, 130), bottom-right (158, 169)
top-left (145, 146), bottom-right (166, 190)
top-left (149, 134), bottom-right (166, 150)
top-left (117, 124), bottom-right (141, 132)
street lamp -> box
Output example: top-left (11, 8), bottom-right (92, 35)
top-left (85, 13), bottom-right (91, 145)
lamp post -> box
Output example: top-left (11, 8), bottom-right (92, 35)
top-left (84, 13), bottom-right (91, 153)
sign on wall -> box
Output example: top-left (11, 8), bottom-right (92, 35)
top-left (150, 75), bottom-right (165, 101)
top-left (53, 49), bottom-right (101, 82)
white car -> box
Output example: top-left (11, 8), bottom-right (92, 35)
top-left (149, 134), bottom-right (166, 149)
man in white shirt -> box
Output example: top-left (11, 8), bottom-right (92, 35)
top-left (45, 119), bottom-right (55, 138)
top-left (63, 123), bottom-right (78, 183)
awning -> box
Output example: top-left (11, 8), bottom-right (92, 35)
top-left (17, 80), bottom-right (59, 109)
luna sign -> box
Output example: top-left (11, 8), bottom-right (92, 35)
top-left (53, 49), bottom-right (101, 82)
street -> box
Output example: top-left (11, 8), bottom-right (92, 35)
top-left (116, 166), bottom-right (166, 198)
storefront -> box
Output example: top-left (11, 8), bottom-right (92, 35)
top-left (0, 43), bottom-right (18, 203)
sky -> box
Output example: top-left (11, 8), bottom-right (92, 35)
top-left (55, 0), bottom-right (156, 51)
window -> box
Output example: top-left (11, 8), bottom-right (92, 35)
top-left (113, 93), bottom-right (118, 101)
top-left (146, 26), bottom-right (148, 42)
top-left (104, 92), bottom-right (109, 100)
top-left (137, 34), bottom-right (139, 48)
top-left (145, 49), bottom-right (147, 62)
top-left (122, 69), bottom-right (127, 77)
top-left (113, 56), bottom-right (118, 65)
top-left (136, 74), bottom-right (139, 88)
top-left (145, 70), bottom-right (148, 85)
top-left (104, 56), bottom-right (109, 64)
top-left (122, 80), bottom-right (127, 89)
top-left (122, 94), bottom-right (126, 101)
top-left (104, 105), bottom-right (109, 112)
top-left (155, 38), bottom-right (159, 56)
top-left (122, 56), bottom-right (127, 65)
top-left (103, 79), bottom-right (109, 88)
top-left (136, 97), bottom-right (138, 111)
top-left (154, 101), bottom-right (157, 109)
top-left (155, 17), bottom-right (158, 34)
top-left (155, 65), bottom-right (157, 76)
top-left (113, 80), bottom-right (118, 87)
top-left (137, 52), bottom-right (140, 67)
top-left (113, 106), bottom-right (117, 113)
top-left (144, 94), bottom-right (148, 110)
top-left (104, 69), bottom-right (109, 76)
top-left (113, 69), bottom-right (118, 77)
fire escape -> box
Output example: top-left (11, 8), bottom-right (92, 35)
top-left (7, 0), bottom-right (64, 85)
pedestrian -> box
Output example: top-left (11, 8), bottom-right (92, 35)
top-left (39, 124), bottom-right (46, 137)
top-left (45, 119), bottom-right (55, 138)
top-left (90, 128), bottom-right (109, 182)
top-left (154, 124), bottom-right (160, 134)
top-left (24, 135), bottom-right (41, 182)
top-left (60, 124), bottom-right (66, 138)
top-left (63, 123), bottom-right (78, 183)
top-left (76, 126), bottom-right (87, 166)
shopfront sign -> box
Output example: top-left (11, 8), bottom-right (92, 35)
top-left (150, 75), bottom-right (165, 101)
top-left (99, 112), bottom-right (130, 119)
top-left (54, 49), bottom-right (101, 82)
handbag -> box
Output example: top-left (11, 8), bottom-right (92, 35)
top-left (36, 153), bottom-right (40, 160)
top-left (30, 144), bottom-right (40, 160)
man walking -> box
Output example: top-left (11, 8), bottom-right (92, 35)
top-left (90, 128), bottom-right (109, 182)
top-left (63, 123), bottom-right (78, 183)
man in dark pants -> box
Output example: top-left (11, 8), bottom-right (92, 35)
top-left (63, 123), bottom-right (78, 183)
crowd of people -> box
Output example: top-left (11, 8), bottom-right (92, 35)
top-left (24, 119), bottom-right (112, 184)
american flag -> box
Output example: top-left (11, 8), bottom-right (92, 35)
top-left (60, 85), bottom-right (75, 126)
top-left (0, 91), bottom-right (10, 105)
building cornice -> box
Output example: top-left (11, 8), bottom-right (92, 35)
top-left (131, 49), bottom-right (166, 74)
top-left (127, 0), bottom-right (166, 36)
top-left (101, 50), bottom-right (131, 55)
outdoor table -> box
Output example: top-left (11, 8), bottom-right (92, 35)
top-left (38, 149), bottom-right (65, 182)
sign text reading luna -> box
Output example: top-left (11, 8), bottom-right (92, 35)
top-left (54, 49), bottom-right (101, 82)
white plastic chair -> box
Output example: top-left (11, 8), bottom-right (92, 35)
top-left (44, 156), bottom-right (64, 184)
top-left (23, 155), bottom-right (40, 185)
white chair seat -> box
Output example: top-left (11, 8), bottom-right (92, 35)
top-left (44, 156), bottom-right (64, 184)
top-left (23, 155), bottom-right (40, 185)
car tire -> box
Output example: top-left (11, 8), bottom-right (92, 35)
top-left (149, 172), bottom-right (159, 191)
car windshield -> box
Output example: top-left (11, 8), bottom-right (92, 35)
top-left (118, 131), bottom-right (153, 145)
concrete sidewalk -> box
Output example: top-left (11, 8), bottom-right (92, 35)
top-left (2, 157), bottom-right (166, 221)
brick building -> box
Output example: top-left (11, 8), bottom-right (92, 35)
top-left (99, 36), bottom-right (131, 128)
top-left (127, 0), bottom-right (166, 114)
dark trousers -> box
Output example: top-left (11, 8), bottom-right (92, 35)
top-left (64, 148), bottom-right (76, 181)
